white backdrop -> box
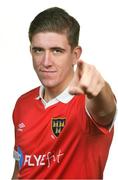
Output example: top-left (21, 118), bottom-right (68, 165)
top-left (0, 0), bottom-right (117, 179)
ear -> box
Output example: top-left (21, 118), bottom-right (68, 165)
top-left (72, 46), bottom-right (82, 65)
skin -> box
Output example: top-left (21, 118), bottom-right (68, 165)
top-left (12, 32), bottom-right (116, 179)
top-left (30, 32), bottom-right (82, 101)
top-left (12, 161), bottom-right (19, 179)
top-left (69, 60), bottom-right (116, 125)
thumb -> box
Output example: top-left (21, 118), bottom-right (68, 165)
top-left (68, 86), bottom-right (84, 95)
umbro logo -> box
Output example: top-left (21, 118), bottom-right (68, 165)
top-left (17, 122), bottom-right (25, 132)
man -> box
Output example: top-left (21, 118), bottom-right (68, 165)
top-left (12, 7), bottom-right (116, 179)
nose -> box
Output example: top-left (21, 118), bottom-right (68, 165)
top-left (42, 51), bottom-right (52, 67)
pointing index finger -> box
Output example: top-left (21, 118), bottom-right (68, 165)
top-left (77, 60), bottom-right (85, 79)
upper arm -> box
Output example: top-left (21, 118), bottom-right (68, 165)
top-left (12, 161), bottom-right (19, 179)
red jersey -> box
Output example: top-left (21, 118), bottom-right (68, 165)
top-left (13, 86), bottom-right (113, 179)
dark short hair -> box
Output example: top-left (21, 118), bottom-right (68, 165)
top-left (29, 7), bottom-right (80, 49)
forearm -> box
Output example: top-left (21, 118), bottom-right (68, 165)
top-left (69, 61), bottom-right (116, 126)
top-left (86, 82), bottom-right (116, 126)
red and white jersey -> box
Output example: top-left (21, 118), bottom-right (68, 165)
top-left (13, 86), bottom-right (114, 179)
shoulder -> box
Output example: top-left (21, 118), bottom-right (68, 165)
top-left (72, 94), bottom-right (85, 106)
top-left (13, 86), bottom-right (40, 124)
top-left (15, 86), bottom-right (40, 107)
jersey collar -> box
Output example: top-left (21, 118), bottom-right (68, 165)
top-left (36, 85), bottom-right (74, 108)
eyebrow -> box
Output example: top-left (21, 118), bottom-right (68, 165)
top-left (50, 47), bottom-right (66, 52)
top-left (31, 46), bottom-right (66, 52)
top-left (31, 47), bottom-right (43, 50)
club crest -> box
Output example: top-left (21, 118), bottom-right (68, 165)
top-left (52, 118), bottom-right (66, 137)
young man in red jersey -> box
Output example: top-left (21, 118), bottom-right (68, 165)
top-left (12, 7), bottom-right (116, 179)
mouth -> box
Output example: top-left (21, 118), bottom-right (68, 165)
top-left (40, 70), bottom-right (57, 73)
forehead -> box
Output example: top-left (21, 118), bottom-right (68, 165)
top-left (31, 32), bottom-right (70, 48)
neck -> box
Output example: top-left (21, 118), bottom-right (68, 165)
top-left (44, 85), bottom-right (66, 102)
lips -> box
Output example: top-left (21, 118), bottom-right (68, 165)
top-left (40, 70), bottom-right (56, 73)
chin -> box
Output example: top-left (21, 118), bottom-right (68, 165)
top-left (41, 80), bottom-right (58, 88)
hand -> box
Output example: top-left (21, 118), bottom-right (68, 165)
top-left (69, 60), bottom-right (105, 98)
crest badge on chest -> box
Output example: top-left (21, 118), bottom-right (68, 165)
top-left (51, 117), bottom-right (66, 137)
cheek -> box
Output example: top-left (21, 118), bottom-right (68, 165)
top-left (58, 63), bottom-right (72, 78)
top-left (32, 61), bottom-right (37, 71)
top-left (61, 60), bottom-right (73, 71)
top-left (32, 58), bottom-right (40, 69)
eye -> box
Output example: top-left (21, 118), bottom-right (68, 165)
top-left (53, 48), bottom-right (64, 54)
top-left (54, 49), bottom-right (61, 53)
top-left (32, 47), bottom-right (43, 54)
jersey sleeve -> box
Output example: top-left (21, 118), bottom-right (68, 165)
top-left (85, 106), bottom-right (117, 135)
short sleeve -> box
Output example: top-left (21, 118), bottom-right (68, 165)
top-left (85, 106), bottom-right (117, 135)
